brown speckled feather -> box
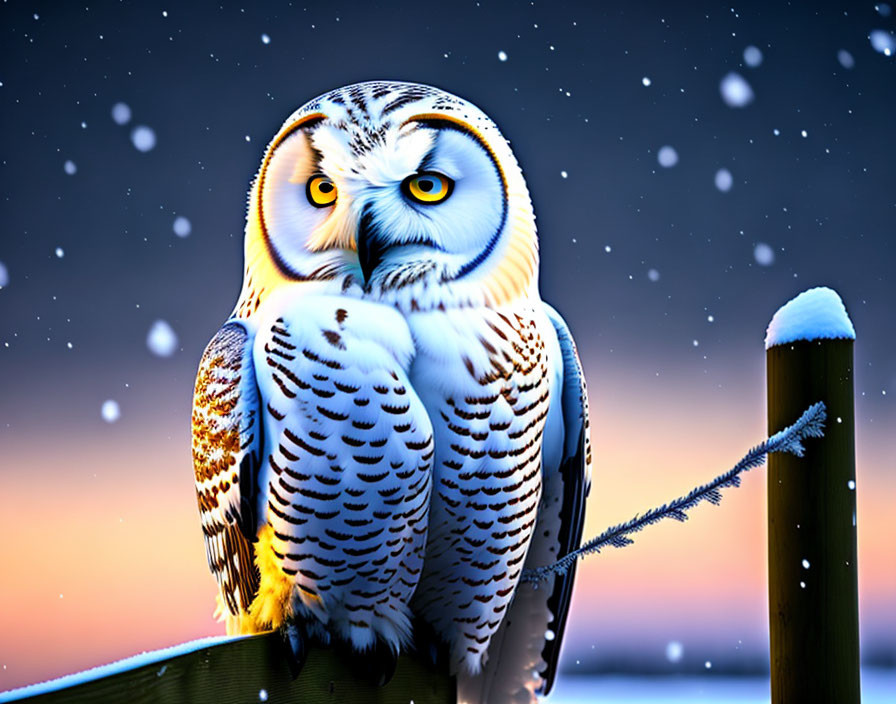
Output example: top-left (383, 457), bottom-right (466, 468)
top-left (192, 322), bottom-right (262, 617)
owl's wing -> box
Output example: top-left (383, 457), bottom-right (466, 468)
top-left (536, 303), bottom-right (591, 693)
top-left (192, 321), bottom-right (262, 617)
top-left (459, 303), bottom-right (590, 704)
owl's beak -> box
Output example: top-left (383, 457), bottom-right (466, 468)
top-left (357, 205), bottom-right (389, 285)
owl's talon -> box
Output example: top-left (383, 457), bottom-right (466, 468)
top-left (280, 622), bottom-right (307, 680)
top-left (375, 643), bottom-right (398, 687)
top-left (413, 618), bottom-right (448, 669)
top-left (364, 641), bottom-right (398, 687)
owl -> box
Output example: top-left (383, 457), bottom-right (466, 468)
top-left (191, 102), bottom-right (435, 677)
top-left (262, 82), bottom-right (592, 702)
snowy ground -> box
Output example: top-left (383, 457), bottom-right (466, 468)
top-left (551, 670), bottom-right (896, 703)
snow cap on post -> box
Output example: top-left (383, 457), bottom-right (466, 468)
top-left (765, 286), bottom-right (855, 350)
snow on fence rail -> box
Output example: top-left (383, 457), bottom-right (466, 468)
top-left (0, 286), bottom-right (858, 704)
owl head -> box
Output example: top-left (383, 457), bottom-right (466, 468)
top-left (236, 81), bottom-right (539, 317)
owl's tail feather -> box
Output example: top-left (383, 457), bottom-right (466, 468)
top-left (213, 593), bottom-right (265, 635)
top-left (247, 524), bottom-right (302, 631)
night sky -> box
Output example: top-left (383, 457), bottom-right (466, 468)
top-left (1, 0), bottom-right (894, 691)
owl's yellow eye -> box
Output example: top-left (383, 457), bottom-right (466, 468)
top-left (403, 172), bottom-right (454, 204)
top-left (306, 175), bottom-right (337, 207)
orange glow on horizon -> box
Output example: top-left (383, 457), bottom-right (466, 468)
top-left (0, 357), bottom-right (893, 691)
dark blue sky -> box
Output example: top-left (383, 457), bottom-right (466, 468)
top-left (1, 0), bottom-right (893, 417)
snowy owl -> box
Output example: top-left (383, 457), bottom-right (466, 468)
top-left (192, 80), bottom-right (591, 701)
top-left (261, 81), bottom-right (591, 702)
top-left (191, 96), bottom-right (435, 680)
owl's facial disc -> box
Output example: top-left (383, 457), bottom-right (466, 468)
top-left (258, 109), bottom-right (507, 287)
top-left (354, 120), bottom-right (506, 285)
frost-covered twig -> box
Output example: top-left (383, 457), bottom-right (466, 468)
top-left (521, 401), bottom-right (826, 584)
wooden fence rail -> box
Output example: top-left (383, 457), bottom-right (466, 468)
top-left (0, 633), bottom-right (454, 704)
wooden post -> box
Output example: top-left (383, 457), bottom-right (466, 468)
top-left (766, 290), bottom-right (860, 703)
top-left (0, 633), bottom-right (455, 704)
